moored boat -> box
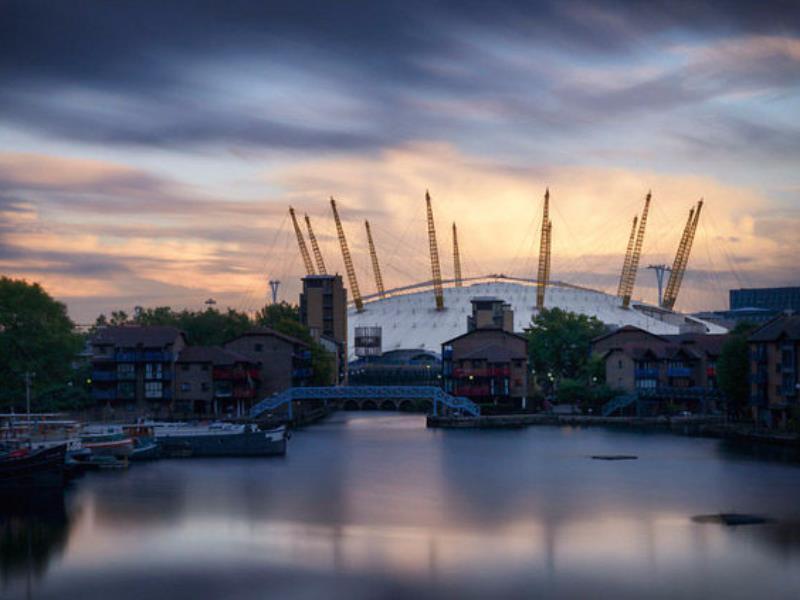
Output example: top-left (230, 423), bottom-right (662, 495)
top-left (0, 444), bottom-right (67, 487)
top-left (154, 422), bottom-right (287, 458)
top-left (80, 425), bottom-right (134, 458)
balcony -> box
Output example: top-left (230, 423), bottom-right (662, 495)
top-left (454, 385), bottom-right (490, 397)
top-left (667, 367), bottom-right (693, 378)
top-left (635, 368), bottom-right (659, 379)
top-left (92, 389), bottom-right (116, 401)
top-left (490, 367), bottom-right (510, 377)
top-left (114, 350), bottom-right (173, 362)
top-left (92, 370), bottom-right (117, 382)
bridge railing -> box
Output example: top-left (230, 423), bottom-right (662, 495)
top-left (249, 386), bottom-right (480, 419)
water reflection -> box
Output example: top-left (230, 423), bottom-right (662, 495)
top-left (2, 414), bottom-right (800, 599)
top-left (0, 488), bottom-right (70, 592)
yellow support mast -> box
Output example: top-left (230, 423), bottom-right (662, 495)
top-left (662, 200), bottom-right (703, 311)
top-left (364, 220), bottom-right (385, 298)
top-left (304, 214), bottom-right (327, 275)
top-left (620, 192), bottom-right (651, 309)
top-left (452, 222), bottom-right (463, 288)
top-left (426, 191), bottom-right (444, 310)
top-left (617, 214), bottom-right (638, 298)
top-left (289, 207), bottom-right (315, 276)
top-left (536, 188), bottom-right (551, 311)
top-left (330, 197), bottom-right (363, 312)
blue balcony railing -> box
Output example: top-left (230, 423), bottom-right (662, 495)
top-left (92, 389), bottom-right (116, 401)
top-left (635, 368), bottom-right (659, 379)
top-left (92, 370), bottom-right (117, 381)
top-left (667, 367), bottom-right (693, 378)
top-left (115, 350), bottom-right (173, 362)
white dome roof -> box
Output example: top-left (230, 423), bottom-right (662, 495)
top-left (347, 277), bottom-right (725, 360)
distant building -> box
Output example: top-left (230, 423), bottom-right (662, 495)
top-left (175, 346), bottom-right (260, 417)
top-left (730, 286), bottom-right (800, 313)
top-left (349, 349), bottom-right (441, 386)
top-left (442, 298), bottom-right (528, 410)
top-left (748, 315), bottom-right (800, 428)
top-left (692, 307), bottom-right (778, 329)
top-left (300, 274), bottom-right (347, 382)
top-left (223, 327), bottom-right (312, 398)
top-left (90, 325), bottom-right (187, 418)
top-left (592, 326), bottom-right (725, 414)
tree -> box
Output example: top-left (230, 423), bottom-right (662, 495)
top-left (717, 321), bottom-right (756, 420)
top-left (525, 307), bottom-right (608, 390)
top-left (0, 277), bottom-right (84, 410)
top-left (255, 303), bottom-right (334, 385)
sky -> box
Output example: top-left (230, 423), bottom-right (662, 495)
top-left (1, 0), bottom-right (799, 324)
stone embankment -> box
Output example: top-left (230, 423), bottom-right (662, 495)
top-left (427, 413), bottom-right (800, 447)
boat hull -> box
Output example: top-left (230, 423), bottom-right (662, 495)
top-left (0, 444), bottom-right (66, 488)
top-left (157, 429), bottom-right (286, 458)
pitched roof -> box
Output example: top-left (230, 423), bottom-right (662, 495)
top-left (748, 315), bottom-right (800, 342)
top-left (459, 343), bottom-right (524, 363)
top-left (442, 328), bottom-right (527, 346)
top-left (590, 325), bottom-right (667, 345)
top-left (177, 346), bottom-right (254, 365)
top-left (225, 326), bottom-right (310, 348)
top-left (92, 325), bottom-right (185, 347)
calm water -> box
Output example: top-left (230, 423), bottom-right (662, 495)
top-left (3, 413), bottom-right (800, 599)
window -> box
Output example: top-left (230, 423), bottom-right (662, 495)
top-left (618, 360), bottom-right (623, 369)
top-left (636, 379), bottom-right (657, 389)
top-left (180, 382), bottom-right (191, 392)
top-left (181, 364), bottom-right (189, 371)
top-left (117, 382), bottom-right (135, 399)
top-left (145, 363), bottom-right (163, 380)
top-left (255, 343), bottom-right (263, 352)
top-left (201, 383), bottom-right (210, 392)
top-left (201, 364), bottom-right (209, 371)
top-left (117, 363), bottom-right (135, 380)
top-left (145, 381), bottom-right (162, 399)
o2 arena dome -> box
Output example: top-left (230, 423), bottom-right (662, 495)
top-left (347, 275), bottom-right (726, 360)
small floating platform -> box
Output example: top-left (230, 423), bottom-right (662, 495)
top-left (591, 455), bottom-right (638, 461)
top-left (692, 513), bottom-right (770, 526)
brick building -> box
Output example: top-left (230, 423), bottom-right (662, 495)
top-left (592, 325), bottom-right (725, 413)
top-left (442, 298), bottom-right (528, 410)
top-left (175, 346), bottom-right (260, 417)
top-left (223, 327), bottom-right (312, 397)
top-left (748, 315), bottom-right (800, 428)
top-left (300, 274), bottom-right (347, 383)
top-left (90, 325), bottom-right (187, 418)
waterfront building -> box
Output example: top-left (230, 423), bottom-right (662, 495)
top-left (175, 346), bottom-right (260, 417)
top-left (442, 298), bottom-right (528, 410)
top-left (730, 286), bottom-right (800, 313)
top-left (349, 349), bottom-right (441, 386)
top-left (90, 325), bottom-right (186, 418)
top-left (223, 327), bottom-right (312, 397)
top-left (748, 315), bottom-right (800, 428)
top-left (300, 274), bottom-right (347, 382)
top-left (592, 326), bottom-right (725, 414)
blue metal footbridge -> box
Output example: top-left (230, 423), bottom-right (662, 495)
top-left (250, 386), bottom-right (480, 420)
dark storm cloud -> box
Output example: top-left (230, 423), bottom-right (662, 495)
top-left (675, 117), bottom-right (800, 160)
top-left (2, 1), bottom-right (800, 151)
top-left (0, 244), bottom-right (136, 277)
top-left (0, 155), bottom-right (292, 218)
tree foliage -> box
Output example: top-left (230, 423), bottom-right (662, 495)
top-left (525, 307), bottom-right (608, 388)
top-left (0, 277), bottom-right (85, 409)
top-left (255, 303), bottom-right (334, 385)
top-left (717, 321), bottom-right (756, 419)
